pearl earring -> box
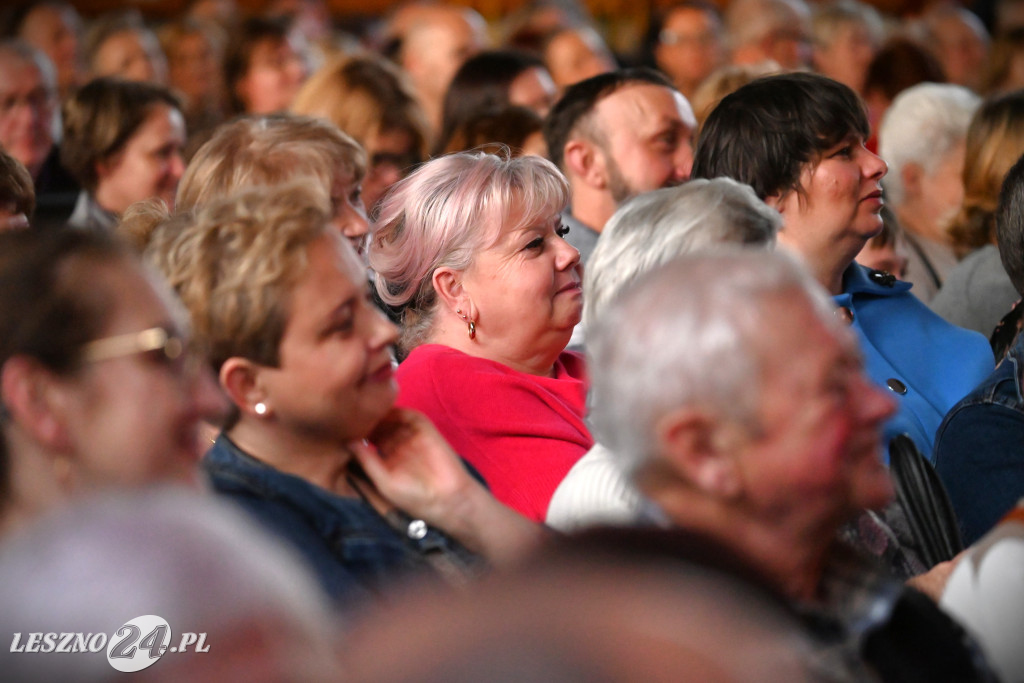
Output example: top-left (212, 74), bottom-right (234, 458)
top-left (254, 402), bottom-right (268, 416)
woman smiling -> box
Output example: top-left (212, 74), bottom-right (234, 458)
top-left (154, 182), bottom-right (539, 608)
top-left (370, 152), bottom-right (591, 521)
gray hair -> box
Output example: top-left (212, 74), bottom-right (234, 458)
top-left (0, 39), bottom-right (57, 90)
top-left (583, 178), bottom-right (780, 332)
top-left (726, 0), bottom-right (810, 49)
top-left (0, 489), bottom-right (337, 682)
top-left (811, 0), bottom-right (884, 49)
top-left (588, 250), bottom-right (834, 473)
top-left (879, 82), bottom-right (980, 206)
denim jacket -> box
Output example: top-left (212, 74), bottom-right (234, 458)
top-left (934, 331), bottom-right (1024, 545)
top-left (203, 435), bottom-right (478, 610)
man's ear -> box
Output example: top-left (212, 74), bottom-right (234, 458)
top-left (901, 162), bottom-right (923, 200)
top-left (654, 406), bottom-right (742, 498)
top-left (564, 139), bottom-right (607, 189)
top-left (0, 357), bottom-right (73, 453)
top-left (219, 357), bottom-right (264, 419)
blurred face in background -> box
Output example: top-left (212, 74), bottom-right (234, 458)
top-left (234, 34), bottom-right (308, 114)
top-left (0, 54), bottom-right (56, 178)
top-left (166, 30), bottom-right (224, 105)
top-left (17, 3), bottom-right (84, 94)
top-left (655, 6), bottom-right (726, 97)
top-left (94, 103), bottom-right (186, 214)
top-left (92, 28), bottom-right (168, 85)
top-left (545, 27), bottom-right (616, 91)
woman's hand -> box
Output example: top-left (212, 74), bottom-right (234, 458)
top-left (348, 408), bottom-right (476, 522)
top-left (348, 408), bottom-right (544, 565)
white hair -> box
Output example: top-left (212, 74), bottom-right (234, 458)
top-left (583, 178), bottom-right (780, 333)
top-left (0, 488), bottom-right (337, 682)
top-left (879, 82), bottom-right (980, 206)
top-left (588, 250), bottom-right (835, 473)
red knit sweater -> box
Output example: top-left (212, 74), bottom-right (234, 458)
top-left (396, 344), bottom-right (592, 521)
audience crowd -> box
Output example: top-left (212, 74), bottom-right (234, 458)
top-left (1, 0), bottom-right (1023, 680)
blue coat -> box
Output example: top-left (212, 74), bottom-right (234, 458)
top-left (835, 264), bottom-right (993, 462)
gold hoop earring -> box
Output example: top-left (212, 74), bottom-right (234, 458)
top-left (467, 320), bottom-right (476, 340)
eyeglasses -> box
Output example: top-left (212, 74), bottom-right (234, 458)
top-left (81, 327), bottom-right (203, 380)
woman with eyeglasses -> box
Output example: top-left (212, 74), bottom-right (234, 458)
top-left (0, 229), bottom-right (224, 536)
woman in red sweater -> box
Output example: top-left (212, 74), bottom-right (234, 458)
top-left (369, 151), bottom-right (592, 521)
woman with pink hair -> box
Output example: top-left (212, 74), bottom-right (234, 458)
top-left (370, 151), bottom-right (591, 521)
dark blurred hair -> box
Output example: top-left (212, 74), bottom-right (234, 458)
top-left (996, 153), bottom-right (1024, 295)
top-left (435, 50), bottom-right (547, 156)
top-left (224, 15), bottom-right (291, 114)
top-left (863, 37), bottom-right (945, 104)
top-left (543, 67), bottom-right (674, 170)
top-left (441, 105), bottom-right (544, 156)
top-left (0, 150), bottom-right (35, 219)
top-left (692, 72), bottom-right (868, 200)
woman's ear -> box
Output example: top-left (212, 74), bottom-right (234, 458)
top-left (0, 357), bottom-right (73, 453)
top-left (432, 267), bottom-right (467, 314)
top-left (219, 357), bottom-right (265, 419)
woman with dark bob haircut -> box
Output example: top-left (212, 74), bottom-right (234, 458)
top-left (434, 50), bottom-right (556, 156)
top-left (61, 77), bottom-right (185, 232)
top-left (692, 72), bottom-right (993, 463)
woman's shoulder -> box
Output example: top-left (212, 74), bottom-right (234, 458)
top-left (399, 345), bottom-right (587, 383)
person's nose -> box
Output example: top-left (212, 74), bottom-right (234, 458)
top-left (554, 233), bottom-right (581, 271)
top-left (168, 151), bottom-right (186, 181)
top-left (334, 202), bottom-right (370, 242)
top-left (674, 139), bottom-right (694, 181)
top-left (862, 148), bottom-right (887, 181)
top-left (368, 304), bottom-right (400, 351)
top-left (190, 366), bottom-right (231, 425)
top-left (858, 374), bottom-right (897, 426)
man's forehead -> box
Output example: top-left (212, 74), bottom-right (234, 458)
top-left (595, 83), bottom-right (694, 131)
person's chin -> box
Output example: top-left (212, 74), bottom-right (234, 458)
top-left (853, 460), bottom-right (895, 511)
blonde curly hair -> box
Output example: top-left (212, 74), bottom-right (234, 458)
top-left (151, 182), bottom-right (331, 374)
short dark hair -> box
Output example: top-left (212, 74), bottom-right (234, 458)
top-left (996, 152), bottom-right (1024, 295)
top-left (61, 77), bottom-right (182, 192)
top-left (543, 67), bottom-right (674, 171)
top-left (692, 72), bottom-right (868, 200)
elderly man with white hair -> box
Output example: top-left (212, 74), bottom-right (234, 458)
top-left (548, 177), bottom-right (780, 528)
top-left (584, 250), bottom-right (992, 681)
top-left (876, 82), bottom-right (980, 302)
